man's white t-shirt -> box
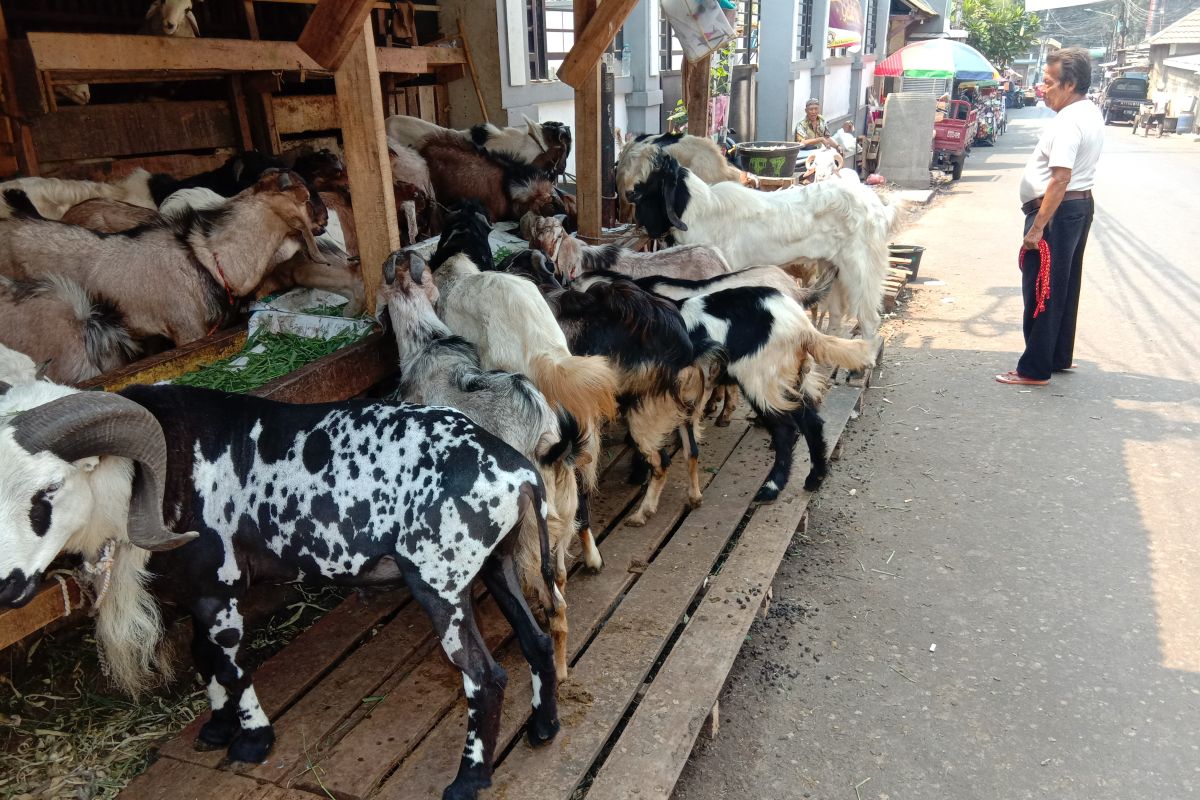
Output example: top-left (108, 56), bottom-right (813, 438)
top-left (1018, 99), bottom-right (1104, 204)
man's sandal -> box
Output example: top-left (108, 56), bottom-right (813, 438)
top-left (995, 371), bottom-right (1049, 386)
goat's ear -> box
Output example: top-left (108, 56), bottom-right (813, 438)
top-left (382, 252), bottom-right (400, 284)
top-left (409, 253), bottom-right (427, 284)
top-left (525, 116), bottom-right (547, 148)
top-left (277, 171), bottom-right (294, 189)
top-left (185, 8), bottom-right (200, 36)
top-left (145, 1), bottom-right (162, 21)
top-left (553, 213), bottom-right (567, 224)
top-left (73, 456), bottom-right (100, 473)
top-left (660, 167), bottom-right (688, 232)
top-left (231, 157), bottom-right (246, 183)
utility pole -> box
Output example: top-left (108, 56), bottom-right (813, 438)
top-left (1145, 0), bottom-right (1157, 40)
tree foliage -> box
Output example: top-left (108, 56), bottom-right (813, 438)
top-left (963, 0), bottom-right (1042, 69)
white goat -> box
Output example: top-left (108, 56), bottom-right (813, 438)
top-left (387, 115), bottom-right (572, 176)
top-left (523, 213), bottom-right (732, 284)
top-left (142, 0), bottom-right (200, 36)
top-left (618, 132), bottom-right (752, 200)
top-left (0, 170), bottom-right (156, 220)
top-left (431, 244), bottom-right (617, 571)
top-left (625, 150), bottom-right (898, 342)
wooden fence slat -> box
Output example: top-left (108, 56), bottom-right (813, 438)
top-left (157, 590), bottom-right (407, 768)
top-left (479, 427), bottom-right (776, 798)
top-left (583, 385), bottom-right (865, 800)
top-left (374, 420), bottom-right (753, 799)
top-left (29, 101), bottom-right (237, 163)
top-left (0, 577), bottom-right (81, 651)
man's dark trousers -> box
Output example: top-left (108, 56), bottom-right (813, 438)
top-left (1017, 197), bottom-right (1094, 379)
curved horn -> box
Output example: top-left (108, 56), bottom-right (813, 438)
top-left (660, 160), bottom-right (689, 232)
top-left (10, 392), bottom-right (198, 552)
top-left (409, 253), bottom-right (426, 284)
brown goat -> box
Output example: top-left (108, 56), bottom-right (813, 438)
top-left (418, 132), bottom-right (570, 224)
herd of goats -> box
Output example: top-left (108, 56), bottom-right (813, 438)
top-left (0, 111), bottom-right (900, 799)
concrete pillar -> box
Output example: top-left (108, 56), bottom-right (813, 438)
top-left (757, 0), bottom-right (797, 140)
top-left (624, 0), bottom-right (663, 134)
top-left (810, 0), bottom-right (831, 104)
top-left (876, 92), bottom-right (935, 188)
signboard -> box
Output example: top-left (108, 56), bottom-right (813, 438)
top-left (828, 0), bottom-right (863, 53)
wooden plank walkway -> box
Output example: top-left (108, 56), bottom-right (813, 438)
top-left (122, 368), bottom-right (875, 800)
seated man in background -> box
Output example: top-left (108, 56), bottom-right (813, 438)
top-left (795, 98), bottom-right (837, 150)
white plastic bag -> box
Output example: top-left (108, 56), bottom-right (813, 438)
top-left (661, 0), bottom-right (736, 63)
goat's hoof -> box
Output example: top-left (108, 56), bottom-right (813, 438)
top-left (804, 472), bottom-right (827, 492)
top-left (753, 484), bottom-right (781, 504)
top-left (195, 717), bottom-right (236, 750)
top-left (442, 774), bottom-right (491, 800)
top-left (527, 713), bottom-right (560, 747)
top-left (583, 552), bottom-right (604, 572)
top-left (687, 495), bottom-right (704, 510)
top-left (226, 726), bottom-right (275, 765)
top-left (624, 515), bottom-right (648, 528)
top-left (714, 417), bottom-right (732, 428)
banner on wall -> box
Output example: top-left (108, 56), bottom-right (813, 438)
top-left (827, 0), bottom-right (864, 53)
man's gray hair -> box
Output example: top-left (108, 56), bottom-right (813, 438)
top-left (805, 97), bottom-right (821, 108)
top-left (1047, 47), bottom-right (1091, 94)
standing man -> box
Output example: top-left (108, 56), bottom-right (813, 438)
top-left (795, 98), bottom-right (837, 150)
top-left (996, 47), bottom-right (1103, 386)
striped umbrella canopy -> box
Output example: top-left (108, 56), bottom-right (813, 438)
top-left (875, 39), bottom-right (1000, 81)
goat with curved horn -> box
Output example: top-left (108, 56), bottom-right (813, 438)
top-left (10, 392), bottom-right (197, 551)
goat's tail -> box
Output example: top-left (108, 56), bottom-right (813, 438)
top-left (45, 275), bottom-right (141, 374)
top-left (806, 331), bottom-right (876, 373)
top-left (800, 262), bottom-right (839, 310)
top-left (2, 189), bottom-right (44, 219)
top-left (529, 353), bottom-right (619, 435)
top-left (539, 406), bottom-right (585, 469)
top-left (514, 481), bottom-right (567, 614)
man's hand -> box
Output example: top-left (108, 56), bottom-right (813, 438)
top-left (1022, 225), bottom-right (1044, 251)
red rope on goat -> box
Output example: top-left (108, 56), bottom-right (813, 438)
top-left (1019, 239), bottom-right (1052, 318)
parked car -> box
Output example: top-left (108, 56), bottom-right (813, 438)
top-left (1100, 76), bottom-right (1149, 124)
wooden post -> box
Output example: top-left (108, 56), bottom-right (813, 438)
top-left (683, 53), bottom-right (712, 137)
top-left (242, 72), bottom-right (281, 154)
top-left (241, 0), bottom-right (260, 39)
top-left (574, 0), bottom-right (602, 239)
top-left (334, 18), bottom-right (399, 315)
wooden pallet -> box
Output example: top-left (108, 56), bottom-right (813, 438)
top-left (121, 369), bottom-right (876, 800)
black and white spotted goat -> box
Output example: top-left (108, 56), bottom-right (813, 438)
top-left (0, 345), bottom-right (559, 800)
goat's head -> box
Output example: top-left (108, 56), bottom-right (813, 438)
top-left (512, 179), bottom-right (571, 225)
top-left (292, 149), bottom-right (349, 195)
top-left (145, 0), bottom-right (200, 36)
top-left (627, 152), bottom-right (690, 239)
top-left (55, 83), bottom-right (91, 106)
top-left (380, 250), bottom-right (438, 308)
top-left (526, 119), bottom-right (572, 178)
top-left (431, 201), bottom-right (494, 271)
top-left (253, 170), bottom-right (329, 264)
top-left (523, 214), bottom-right (576, 281)
top-left (499, 249), bottom-right (562, 294)
top-left (0, 389), bottom-right (197, 608)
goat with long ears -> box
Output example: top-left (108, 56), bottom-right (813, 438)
top-left (625, 150), bottom-right (898, 343)
top-left (0, 345), bottom-right (560, 800)
top-left (0, 170), bottom-right (327, 349)
top-left (379, 249), bottom-right (581, 678)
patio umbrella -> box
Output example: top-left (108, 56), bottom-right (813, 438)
top-left (875, 39), bottom-right (1000, 81)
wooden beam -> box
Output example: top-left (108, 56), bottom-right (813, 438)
top-left (334, 18), bottom-right (398, 316)
top-left (0, 578), bottom-right (82, 651)
top-left (272, 94), bottom-right (339, 134)
top-left (26, 32), bottom-right (461, 78)
top-left (29, 101), bottom-right (237, 162)
top-left (557, 0), bottom-right (639, 90)
top-left (684, 53), bottom-right (712, 137)
top-left (374, 45), bottom-right (466, 74)
top-left (297, 0), bottom-right (377, 72)
top-left (574, 0), bottom-right (602, 239)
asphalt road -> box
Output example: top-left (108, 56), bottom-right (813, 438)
top-left (672, 106), bottom-right (1200, 799)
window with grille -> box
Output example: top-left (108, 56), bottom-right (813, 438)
top-left (865, 0), bottom-right (878, 53)
top-left (528, 1), bottom-right (624, 81)
top-left (796, 0), bottom-right (814, 59)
